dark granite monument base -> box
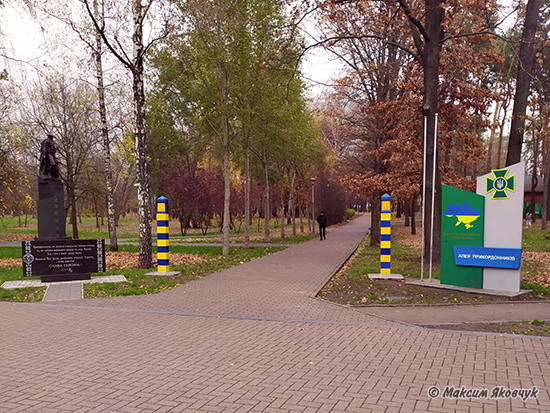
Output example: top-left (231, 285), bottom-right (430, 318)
top-left (22, 239), bottom-right (106, 283)
top-left (38, 177), bottom-right (67, 239)
top-left (41, 273), bottom-right (91, 283)
top-left (35, 236), bottom-right (72, 242)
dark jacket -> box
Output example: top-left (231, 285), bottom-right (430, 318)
top-left (317, 214), bottom-right (327, 226)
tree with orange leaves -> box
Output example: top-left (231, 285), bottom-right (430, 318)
top-left (312, 0), bottom-right (502, 259)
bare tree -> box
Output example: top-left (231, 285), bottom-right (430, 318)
top-left (81, 0), bottom-right (170, 267)
top-left (20, 72), bottom-right (100, 238)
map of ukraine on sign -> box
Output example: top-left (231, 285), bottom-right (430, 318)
top-left (444, 203), bottom-right (481, 229)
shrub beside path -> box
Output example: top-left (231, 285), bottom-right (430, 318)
top-left (1, 213), bottom-right (549, 412)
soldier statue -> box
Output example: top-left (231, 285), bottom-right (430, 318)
top-left (39, 134), bottom-right (60, 179)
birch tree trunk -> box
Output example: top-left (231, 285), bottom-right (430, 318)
top-left (133, 0), bottom-right (152, 268)
top-left (81, 0), bottom-right (154, 266)
top-left (69, 184), bottom-right (79, 239)
top-left (94, 0), bottom-right (118, 251)
top-left (65, 153), bottom-right (79, 239)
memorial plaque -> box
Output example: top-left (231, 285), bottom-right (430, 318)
top-left (22, 239), bottom-right (105, 282)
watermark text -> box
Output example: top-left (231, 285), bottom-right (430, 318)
top-left (427, 385), bottom-right (538, 401)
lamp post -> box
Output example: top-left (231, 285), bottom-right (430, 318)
top-left (310, 178), bottom-right (316, 234)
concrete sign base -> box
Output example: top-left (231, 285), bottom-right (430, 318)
top-left (476, 162), bottom-right (524, 293)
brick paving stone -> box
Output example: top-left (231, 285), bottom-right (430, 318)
top-left (42, 281), bottom-right (83, 301)
top-left (1, 214), bottom-right (550, 412)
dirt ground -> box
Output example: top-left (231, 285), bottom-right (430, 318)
top-left (318, 275), bottom-right (541, 305)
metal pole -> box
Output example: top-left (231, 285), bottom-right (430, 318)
top-left (429, 113), bottom-right (438, 282)
top-left (421, 116), bottom-right (427, 281)
top-left (310, 178), bottom-right (316, 234)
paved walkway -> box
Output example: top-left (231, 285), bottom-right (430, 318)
top-left (1, 214), bottom-right (549, 412)
top-left (2, 275), bottom-right (128, 302)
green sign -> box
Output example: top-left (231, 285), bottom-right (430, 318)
top-left (441, 185), bottom-right (484, 288)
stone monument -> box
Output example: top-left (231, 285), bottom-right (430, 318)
top-left (21, 134), bottom-right (106, 282)
top-left (37, 134), bottom-right (67, 239)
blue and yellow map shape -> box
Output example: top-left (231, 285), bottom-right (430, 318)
top-left (444, 203), bottom-right (480, 229)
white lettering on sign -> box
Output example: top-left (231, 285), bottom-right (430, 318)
top-left (472, 254), bottom-right (515, 261)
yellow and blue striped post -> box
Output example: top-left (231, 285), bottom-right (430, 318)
top-left (380, 193), bottom-right (392, 274)
top-left (156, 196), bottom-right (170, 272)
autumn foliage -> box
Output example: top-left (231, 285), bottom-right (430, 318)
top-left (159, 165), bottom-right (224, 235)
top-left (315, 0), bottom-right (504, 236)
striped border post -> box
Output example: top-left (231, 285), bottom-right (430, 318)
top-left (156, 196), bottom-right (170, 272)
top-left (380, 193), bottom-right (391, 274)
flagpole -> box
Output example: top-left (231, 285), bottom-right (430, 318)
top-left (429, 113), bottom-right (438, 282)
top-left (421, 116), bottom-right (427, 281)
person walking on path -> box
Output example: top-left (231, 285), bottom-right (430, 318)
top-left (525, 211), bottom-right (532, 228)
top-left (317, 211), bottom-right (327, 240)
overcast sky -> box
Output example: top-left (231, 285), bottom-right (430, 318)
top-left (1, 2), bottom-right (340, 101)
top-left (2, 1), bottom-right (517, 100)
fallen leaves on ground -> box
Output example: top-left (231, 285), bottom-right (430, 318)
top-left (0, 233), bottom-right (35, 242)
top-left (105, 251), bottom-right (205, 269)
top-left (393, 224), bottom-right (422, 251)
top-left (0, 258), bottom-right (23, 267)
top-left (521, 252), bottom-right (550, 287)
